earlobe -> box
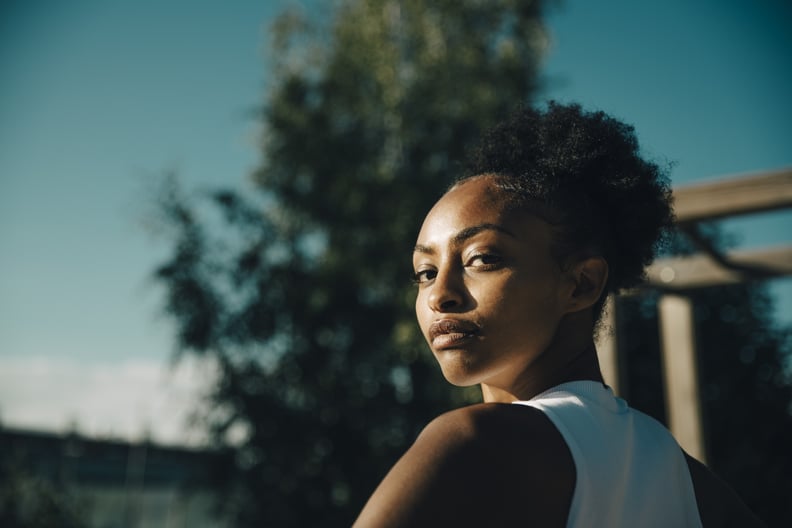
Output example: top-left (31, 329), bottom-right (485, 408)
top-left (567, 257), bottom-right (608, 312)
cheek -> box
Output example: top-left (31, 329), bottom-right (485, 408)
top-left (414, 291), bottom-right (431, 335)
top-left (496, 276), bottom-right (564, 326)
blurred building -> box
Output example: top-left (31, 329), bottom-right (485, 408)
top-left (0, 426), bottom-right (230, 528)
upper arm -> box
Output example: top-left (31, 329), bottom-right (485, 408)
top-left (353, 404), bottom-right (574, 528)
top-left (684, 454), bottom-right (766, 528)
top-left (353, 409), bottom-right (486, 527)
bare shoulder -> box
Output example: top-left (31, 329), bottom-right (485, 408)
top-left (353, 404), bottom-right (574, 527)
top-left (684, 454), bottom-right (766, 527)
top-left (421, 402), bottom-right (575, 469)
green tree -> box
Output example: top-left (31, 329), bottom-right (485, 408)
top-left (154, 1), bottom-right (549, 525)
top-left (0, 458), bottom-right (87, 528)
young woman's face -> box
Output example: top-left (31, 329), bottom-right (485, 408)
top-left (413, 176), bottom-right (575, 389)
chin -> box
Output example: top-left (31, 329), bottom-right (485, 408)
top-left (436, 351), bottom-right (488, 387)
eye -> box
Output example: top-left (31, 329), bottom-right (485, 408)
top-left (467, 253), bottom-right (503, 268)
top-left (412, 268), bottom-right (437, 284)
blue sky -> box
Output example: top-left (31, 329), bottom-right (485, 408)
top-left (1, 0), bottom-right (790, 442)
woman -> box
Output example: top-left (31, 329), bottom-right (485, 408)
top-left (354, 103), bottom-right (763, 527)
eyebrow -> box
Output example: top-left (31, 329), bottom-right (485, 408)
top-left (413, 223), bottom-right (516, 255)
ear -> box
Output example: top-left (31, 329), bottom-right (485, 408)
top-left (564, 256), bottom-right (609, 313)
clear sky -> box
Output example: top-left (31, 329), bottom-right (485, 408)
top-left (1, 0), bottom-right (791, 444)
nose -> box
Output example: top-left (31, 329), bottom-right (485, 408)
top-left (427, 267), bottom-right (465, 312)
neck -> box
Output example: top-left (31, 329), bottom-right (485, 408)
top-left (480, 313), bottom-right (604, 403)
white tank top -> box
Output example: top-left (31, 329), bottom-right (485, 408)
top-left (513, 380), bottom-right (702, 527)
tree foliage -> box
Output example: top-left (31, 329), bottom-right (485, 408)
top-left (154, 1), bottom-right (548, 525)
top-left (0, 457), bottom-right (87, 528)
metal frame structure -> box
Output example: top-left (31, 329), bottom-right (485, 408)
top-left (596, 167), bottom-right (792, 462)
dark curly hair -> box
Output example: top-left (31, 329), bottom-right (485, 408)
top-left (461, 102), bottom-right (674, 317)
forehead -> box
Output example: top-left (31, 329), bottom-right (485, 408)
top-left (416, 176), bottom-right (527, 244)
top-left (446, 176), bottom-right (511, 214)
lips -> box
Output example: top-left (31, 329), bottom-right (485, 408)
top-left (428, 319), bottom-right (480, 349)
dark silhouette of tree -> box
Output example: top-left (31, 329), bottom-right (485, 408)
top-left (153, 1), bottom-right (548, 525)
top-left (0, 457), bottom-right (87, 528)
